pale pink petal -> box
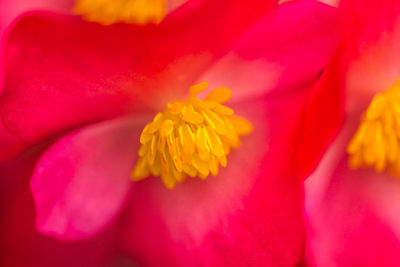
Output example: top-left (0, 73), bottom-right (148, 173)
top-left (31, 115), bottom-right (147, 240)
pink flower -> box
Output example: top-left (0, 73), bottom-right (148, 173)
top-left (0, 0), bottom-right (340, 265)
top-left (305, 0), bottom-right (400, 265)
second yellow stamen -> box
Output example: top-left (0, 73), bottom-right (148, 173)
top-left (348, 79), bottom-right (400, 174)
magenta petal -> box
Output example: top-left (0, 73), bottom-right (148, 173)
top-left (118, 83), bottom-right (326, 266)
top-left (0, 150), bottom-right (118, 266)
top-left (0, 0), bottom-right (73, 89)
top-left (306, 115), bottom-right (400, 266)
top-left (0, 0), bottom-right (276, 161)
top-left (340, 0), bottom-right (400, 111)
top-left (0, 0), bottom-right (73, 35)
top-left (31, 115), bottom-right (145, 240)
top-left (199, 0), bottom-right (338, 101)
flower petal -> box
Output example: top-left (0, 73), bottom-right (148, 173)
top-left (341, 0), bottom-right (400, 112)
top-left (295, 58), bottom-right (345, 180)
top-left (0, 119), bottom-right (25, 161)
top-left (305, 114), bottom-right (400, 266)
top-left (31, 115), bottom-right (146, 240)
top-left (119, 82), bottom-right (327, 266)
top-left (198, 0), bottom-right (342, 180)
top-left (0, 0), bottom-right (277, 161)
top-left (0, 148), bottom-right (118, 266)
top-left (198, 0), bottom-right (339, 102)
top-left (166, 0), bottom-right (188, 11)
top-left (0, 0), bottom-right (73, 35)
top-left (304, 1), bottom-right (400, 265)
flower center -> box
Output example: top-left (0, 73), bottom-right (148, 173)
top-left (348, 79), bottom-right (400, 174)
top-left (131, 82), bottom-right (253, 189)
top-left (73, 0), bottom-right (166, 25)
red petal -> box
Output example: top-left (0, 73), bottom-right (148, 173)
top-left (0, 0), bottom-right (277, 160)
top-left (0, 0), bottom-right (73, 35)
top-left (295, 57), bottom-right (345, 180)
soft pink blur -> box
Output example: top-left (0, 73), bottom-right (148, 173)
top-left (305, 0), bottom-right (400, 266)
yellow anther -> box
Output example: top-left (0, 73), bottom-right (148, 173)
top-left (74, 0), bottom-right (167, 25)
top-left (348, 79), bottom-right (400, 175)
top-left (205, 127), bottom-right (224, 157)
top-left (160, 120), bottom-right (174, 136)
top-left (229, 116), bottom-right (254, 135)
top-left (189, 82), bottom-right (209, 96)
top-left (148, 112), bottom-right (163, 133)
top-left (206, 86), bottom-right (232, 103)
top-left (179, 124), bottom-right (195, 154)
top-left (168, 102), bottom-right (183, 115)
top-left (182, 105), bottom-right (204, 124)
top-left (148, 135), bottom-right (157, 165)
top-left (131, 82), bottom-right (253, 189)
top-left (213, 103), bottom-right (234, 116)
top-left (195, 127), bottom-right (210, 161)
top-left (139, 124), bottom-right (152, 144)
top-left (219, 154), bottom-right (228, 167)
top-left (209, 156), bottom-right (219, 176)
top-left (201, 109), bottom-right (227, 135)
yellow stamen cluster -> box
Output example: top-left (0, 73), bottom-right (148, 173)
top-left (348, 82), bottom-right (400, 175)
top-left (131, 82), bottom-right (253, 189)
top-left (74, 0), bottom-right (166, 25)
